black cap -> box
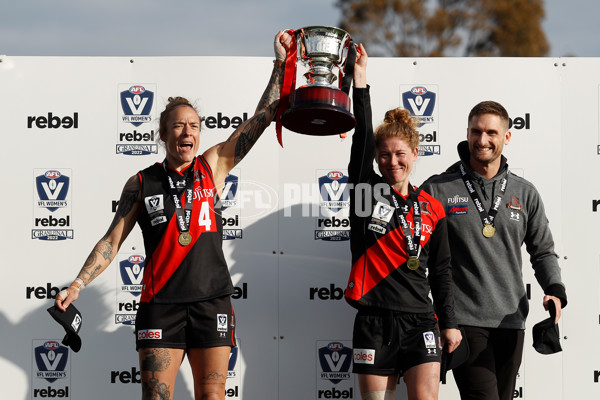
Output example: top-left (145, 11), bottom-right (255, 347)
top-left (440, 327), bottom-right (470, 383)
top-left (532, 300), bottom-right (562, 355)
top-left (47, 304), bottom-right (82, 352)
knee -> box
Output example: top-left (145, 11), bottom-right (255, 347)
top-left (361, 390), bottom-right (395, 400)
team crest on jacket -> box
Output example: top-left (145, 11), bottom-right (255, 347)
top-left (507, 195), bottom-right (523, 211)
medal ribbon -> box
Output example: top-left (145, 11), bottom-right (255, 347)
top-left (163, 158), bottom-right (195, 236)
top-left (390, 185), bottom-right (422, 259)
top-left (275, 29), bottom-right (298, 148)
top-left (459, 163), bottom-right (508, 230)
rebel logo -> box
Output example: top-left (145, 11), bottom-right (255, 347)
top-left (27, 112), bottom-right (79, 129)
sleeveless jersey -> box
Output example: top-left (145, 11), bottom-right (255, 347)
top-left (137, 156), bottom-right (233, 303)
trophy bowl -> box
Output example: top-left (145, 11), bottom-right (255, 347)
top-left (280, 26), bottom-right (356, 136)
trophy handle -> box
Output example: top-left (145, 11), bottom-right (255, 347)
top-left (340, 42), bottom-right (357, 95)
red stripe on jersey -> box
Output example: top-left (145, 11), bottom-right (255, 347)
top-left (141, 158), bottom-right (218, 302)
top-left (345, 225), bottom-right (410, 301)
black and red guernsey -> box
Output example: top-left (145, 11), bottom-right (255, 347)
top-left (344, 87), bottom-right (456, 329)
top-left (137, 155), bottom-right (233, 303)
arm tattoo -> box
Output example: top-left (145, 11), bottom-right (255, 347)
top-left (105, 187), bottom-right (139, 236)
top-left (233, 64), bottom-right (284, 165)
top-left (77, 177), bottom-right (140, 285)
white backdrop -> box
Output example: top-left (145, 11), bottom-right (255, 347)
top-left (0, 55), bottom-right (597, 399)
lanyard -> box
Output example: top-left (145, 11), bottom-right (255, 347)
top-left (391, 185), bottom-right (422, 270)
top-left (163, 158), bottom-right (195, 246)
top-left (459, 163), bottom-right (508, 238)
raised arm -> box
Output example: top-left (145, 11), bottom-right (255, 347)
top-left (55, 174), bottom-right (142, 311)
top-left (348, 44), bottom-right (376, 185)
top-left (203, 31), bottom-right (291, 188)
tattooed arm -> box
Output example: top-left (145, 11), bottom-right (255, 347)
top-left (55, 174), bottom-right (142, 311)
top-left (203, 31), bottom-right (291, 193)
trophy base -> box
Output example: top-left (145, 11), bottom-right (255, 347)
top-left (281, 86), bottom-right (356, 135)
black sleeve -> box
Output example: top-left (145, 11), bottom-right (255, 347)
top-left (348, 86), bottom-right (376, 185)
top-left (426, 216), bottom-right (457, 330)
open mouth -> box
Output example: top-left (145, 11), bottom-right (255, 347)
top-left (179, 142), bottom-right (194, 151)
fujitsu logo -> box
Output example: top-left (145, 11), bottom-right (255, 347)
top-left (448, 195), bottom-right (469, 204)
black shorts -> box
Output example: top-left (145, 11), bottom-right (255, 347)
top-left (135, 296), bottom-right (236, 350)
top-left (352, 309), bottom-right (441, 375)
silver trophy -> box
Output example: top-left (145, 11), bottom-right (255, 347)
top-left (280, 26), bottom-right (356, 136)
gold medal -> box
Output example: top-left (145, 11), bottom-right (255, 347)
top-left (407, 257), bottom-right (420, 270)
top-left (178, 232), bottom-right (192, 246)
top-left (482, 224), bottom-right (495, 238)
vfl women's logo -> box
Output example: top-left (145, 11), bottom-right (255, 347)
top-left (217, 314), bottom-right (228, 332)
top-left (34, 341), bottom-right (69, 383)
top-left (228, 346), bottom-right (238, 378)
top-left (220, 174), bottom-right (239, 210)
top-left (402, 86), bottom-right (436, 128)
top-left (318, 342), bottom-right (352, 384)
top-left (120, 85), bottom-right (154, 127)
top-left (120, 255), bottom-right (145, 297)
top-left (36, 170), bottom-right (70, 212)
top-left (319, 171), bottom-right (349, 213)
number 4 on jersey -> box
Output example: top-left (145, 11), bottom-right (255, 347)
top-left (198, 201), bottom-right (212, 231)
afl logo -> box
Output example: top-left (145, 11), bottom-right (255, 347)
top-left (44, 341), bottom-right (61, 350)
top-left (411, 86), bottom-right (428, 95)
top-left (129, 86), bottom-right (146, 94)
top-left (328, 342), bottom-right (344, 351)
top-left (327, 171), bottom-right (344, 180)
top-left (45, 170), bottom-right (61, 179)
top-left (128, 255), bottom-right (144, 263)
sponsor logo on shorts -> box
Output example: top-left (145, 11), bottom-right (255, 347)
top-left (353, 348), bottom-right (375, 364)
top-left (137, 329), bottom-right (162, 340)
top-left (217, 314), bottom-right (228, 332)
top-left (423, 331), bottom-right (437, 349)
